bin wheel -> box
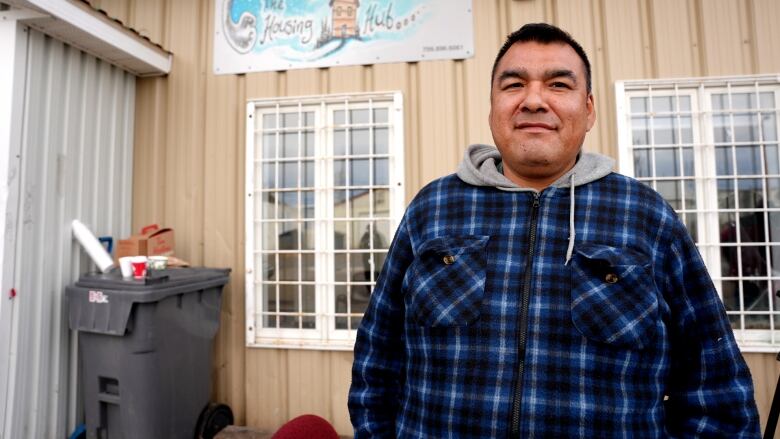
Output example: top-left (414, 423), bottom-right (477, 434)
top-left (195, 403), bottom-right (234, 439)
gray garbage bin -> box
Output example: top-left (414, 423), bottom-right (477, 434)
top-left (66, 267), bottom-right (231, 439)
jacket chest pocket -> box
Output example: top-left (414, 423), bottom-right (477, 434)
top-left (405, 235), bottom-right (490, 327)
top-left (569, 244), bottom-right (659, 349)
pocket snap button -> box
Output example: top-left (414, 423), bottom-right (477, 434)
top-left (605, 273), bottom-right (619, 284)
top-left (443, 255), bottom-right (456, 265)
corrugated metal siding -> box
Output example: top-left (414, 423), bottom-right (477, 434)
top-left (97, 0), bottom-right (780, 436)
top-left (1, 29), bottom-right (134, 439)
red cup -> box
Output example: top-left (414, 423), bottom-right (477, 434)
top-left (131, 261), bottom-right (147, 279)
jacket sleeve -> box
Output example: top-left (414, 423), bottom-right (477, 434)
top-left (348, 217), bottom-right (415, 438)
top-left (663, 223), bottom-right (761, 438)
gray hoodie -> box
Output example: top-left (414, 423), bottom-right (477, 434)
top-left (455, 143), bottom-right (616, 264)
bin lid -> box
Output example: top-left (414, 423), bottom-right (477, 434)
top-left (66, 267), bottom-right (231, 335)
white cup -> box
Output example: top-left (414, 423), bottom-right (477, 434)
top-left (119, 256), bottom-right (134, 279)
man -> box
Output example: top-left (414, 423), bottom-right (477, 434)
top-left (348, 23), bottom-right (760, 438)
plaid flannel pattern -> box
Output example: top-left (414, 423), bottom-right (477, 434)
top-left (349, 173), bottom-right (760, 438)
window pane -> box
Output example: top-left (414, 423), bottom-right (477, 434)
top-left (769, 178), bottom-right (780, 208)
top-left (263, 114), bottom-right (277, 129)
top-left (630, 97), bottom-right (647, 113)
top-left (351, 128), bottom-right (370, 155)
top-left (302, 161), bottom-right (314, 188)
top-left (720, 212), bottom-right (737, 243)
top-left (262, 223), bottom-right (277, 250)
top-left (652, 96), bottom-right (673, 112)
top-left (769, 212), bottom-right (780, 242)
top-left (351, 220), bottom-right (372, 250)
top-left (279, 254), bottom-right (299, 281)
top-left (737, 178), bottom-right (763, 210)
top-left (718, 179), bottom-right (736, 209)
top-left (262, 163), bottom-right (276, 188)
top-left (713, 114), bottom-right (730, 143)
top-left (680, 116), bottom-right (693, 144)
top-left (334, 129), bottom-right (346, 156)
top-left (335, 253), bottom-right (347, 282)
top-left (654, 148), bottom-right (679, 177)
top-left (653, 116), bottom-right (676, 144)
top-left (761, 92), bottom-right (776, 110)
top-left (656, 181), bottom-right (681, 209)
top-left (684, 213), bottom-right (698, 242)
top-left (374, 159), bottom-right (389, 185)
top-left (741, 246), bottom-right (767, 277)
top-left (302, 285), bottom-right (316, 313)
top-left (334, 160), bottom-right (346, 186)
top-left (734, 113), bottom-right (759, 142)
top-left (631, 117), bottom-right (649, 145)
top-left (281, 162), bottom-right (297, 188)
top-left (281, 112), bottom-right (297, 127)
top-left (762, 112), bottom-right (777, 141)
top-left (633, 149), bottom-right (651, 178)
top-left (721, 280), bottom-right (739, 310)
top-left (334, 110), bottom-right (345, 125)
top-left (334, 221), bottom-right (347, 250)
top-left (334, 190), bottom-right (347, 218)
top-left (302, 131), bottom-right (315, 157)
top-left (279, 284), bottom-right (299, 313)
top-left (682, 147), bottom-right (694, 176)
top-left (351, 252), bottom-right (370, 282)
top-left (375, 127), bottom-right (389, 154)
top-left (374, 220), bottom-right (391, 249)
top-left (767, 145), bottom-right (779, 175)
top-left (262, 192), bottom-right (276, 219)
top-left (721, 245), bottom-right (738, 277)
top-left (678, 96), bottom-right (691, 112)
top-left (280, 192), bottom-right (298, 219)
top-left (301, 221), bottom-right (315, 250)
top-left (262, 254), bottom-right (276, 280)
top-left (263, 133), bottom-right (276, 158)
top-left (350, 189), bottom-right (370, 218)
top-left (373, 108), bottom-right (388, 123)
top-left (374, 189), bottom-right (390, 216)
top-left (282, 132), bottom-right (298, 157)
top-left (302, 253), bottom-right (315, 281)
top-left (684, 180), bottom-right (697, 210)
top-left (351, 159), bottom-right (370, 186)
top-left (278, 222), bottom-right (299, 250)
top-left (715, 146), bottom-right (734, 176)
top-left (302, 191), bottom-right (314, 219)
top-left (350, 109), bottom-right (369, 124)
top-left (712, 94), bottom-right (728, 111)
top-left (732, 93), bottom-right (755, 110)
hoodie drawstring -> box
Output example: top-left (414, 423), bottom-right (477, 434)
top-left (564, 175), bottom-right (576, 265)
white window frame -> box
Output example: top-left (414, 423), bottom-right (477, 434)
top-left (245, 92), bottom-right (405, 350)
top-left (616, 74), bottom-right (780, 352)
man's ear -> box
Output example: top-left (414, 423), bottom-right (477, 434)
top-left (586, 93), bottom-right (596, 132)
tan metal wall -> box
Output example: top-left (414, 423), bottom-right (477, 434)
top-left (93, 0), bottom-right (780, 435)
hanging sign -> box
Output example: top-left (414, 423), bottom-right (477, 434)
top-left (213, 0), bottom-right (474, 74)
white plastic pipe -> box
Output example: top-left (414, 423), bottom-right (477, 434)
top-left (71, 219), bottom-right (114, 273)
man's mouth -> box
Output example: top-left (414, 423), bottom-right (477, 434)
top-left (516, 122), bottom-right (555, 132)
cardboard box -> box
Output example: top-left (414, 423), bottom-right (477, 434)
top-left (115, 224), bottom-right (175, 261)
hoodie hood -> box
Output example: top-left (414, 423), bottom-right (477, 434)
top-left (456, 144), bottom-right (614, 191)
top-left (456, 144), bottom-right (615, 265)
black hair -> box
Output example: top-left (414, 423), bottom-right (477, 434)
top-left (491, 23), bottom-right (592, 94)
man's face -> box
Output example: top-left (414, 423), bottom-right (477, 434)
top-left (489, 41), bottom-right (595, 189)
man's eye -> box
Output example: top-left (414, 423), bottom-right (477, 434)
top-left (551, 82), bottom-right (571, 89)
top-left (504, 82), bottom-right (522, 89)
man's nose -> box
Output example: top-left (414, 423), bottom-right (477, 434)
top-left (521, 83), bottom-right (547, 112)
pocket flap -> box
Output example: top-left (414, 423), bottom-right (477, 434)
top-left (406, 235), bottom-right (489, 327)
top-left (570, 245), bottom-right (659, 349)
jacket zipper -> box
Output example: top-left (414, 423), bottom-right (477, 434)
top-left (509, 192), bottom-right (541, 437)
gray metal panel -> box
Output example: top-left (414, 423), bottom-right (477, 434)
top-left (1, 28), bottom-right (134, 439)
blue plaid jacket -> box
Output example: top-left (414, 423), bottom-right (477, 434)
top-left (349, 170), bottom-right (760, 438)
